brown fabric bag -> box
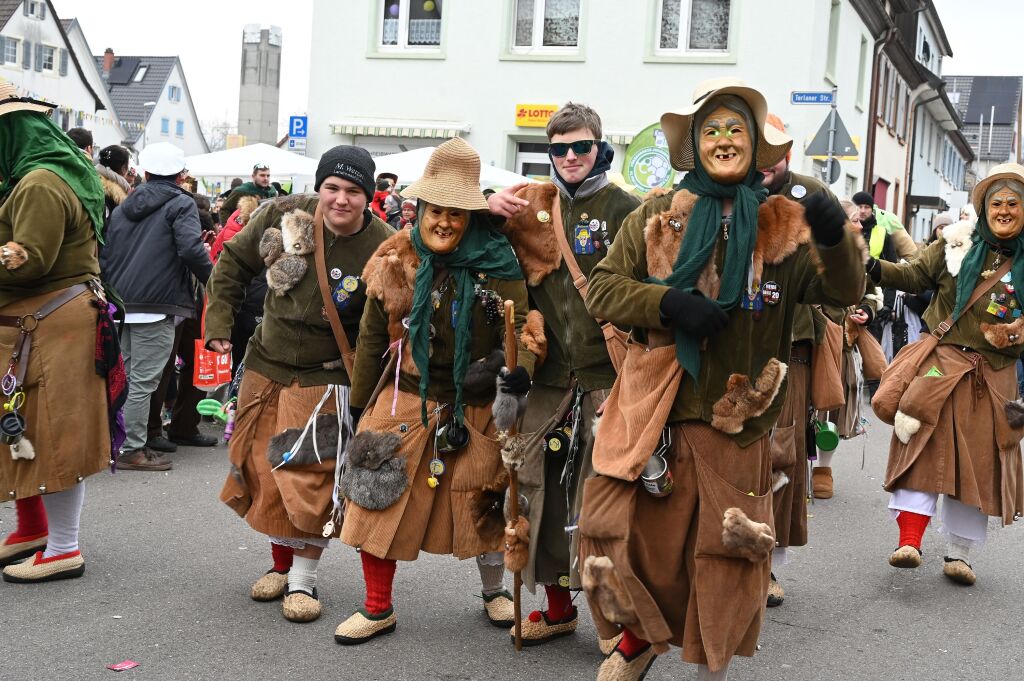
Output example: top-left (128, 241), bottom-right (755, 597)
top-left (810, 316), bottom-right (845, 411)
top-left (313, 204), bottom-right (355, 377)
top-left (549, 193), bottom-right (629, 372)
top-left (855, 330), bottom-right (888, 381)
top-left (591, 335), bottom-right (683, 482)
top-left (871, 258), bottom-right (1012, 425)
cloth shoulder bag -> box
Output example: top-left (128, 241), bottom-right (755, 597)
top-left (855, 330), bottom-right (888, 381)
top-left (810, 311), bottom-right (845, 411)
top-left (871, 258), bottom-right (1012, 425)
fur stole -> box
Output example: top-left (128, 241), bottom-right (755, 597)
top-left (95, 164), bottom-right (130, 206)
top-left (500, 183), bottom-right (561, 286)
top-left (942, 219), bottom-right (976, 277)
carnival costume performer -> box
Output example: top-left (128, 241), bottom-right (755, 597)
top-left (0, 81), bottom-right (116, 583)
top-left (576, 78), bottom-right (865, 681)
top-left (337, 138), bottom-right (539, 644)
top-left (870, 163), bottom-right (1024, 587)
top-left (206, 145), bottom-right (393, 623)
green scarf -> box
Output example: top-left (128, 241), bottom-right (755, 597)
top-left (953, 214), bottom-right (1024, 318)
top-left (0, 111), bottom-right (105, 242)
top-left (408, 216), bottom-right (522, 426)
top-left (649, 157), bottom-right (768, 378)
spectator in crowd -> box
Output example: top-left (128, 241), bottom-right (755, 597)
top-left (219, 164), bottom-right (277, 223)
top-left (930, 213), bottom-right (954, 243)
top-left (370, 177), bottom-right (392, 219)
top-left (399, 198), bottom-right (417, 229)
top-left (376, 172), bottom-right (397, 191)
top-left (67, 127), bottom-right (94, 158)
top-left (95, 144), bottom-right (132, 235)
top-left (383, 193), bottom-right (403, 229)
top-left (100, 143), bottom-right (212, 470)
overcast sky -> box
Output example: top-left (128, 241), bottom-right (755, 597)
top-left (50, 0), bottom-right (1018, 140)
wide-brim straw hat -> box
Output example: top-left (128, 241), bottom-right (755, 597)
top-left (972, 162), bottom-right (1024, 214)
top-left (401, 138), bottom-right (490, 211)
top-left (0, 80), bottom-right (55, 117)
top-left (660, 77), bottom-right (792, 172)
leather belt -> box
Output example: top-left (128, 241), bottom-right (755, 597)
top-left (790, 341), bottom-right (812, 364)
top-left (0, 282), bottom-right (96, 388)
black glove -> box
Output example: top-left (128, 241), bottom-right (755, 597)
top-left (500, 366), bottom-right (531, 395)
top-left (866, 256), bottom-right (882, 283)
top-left (659, 288), bottom-right (729, 339)
top-left (875, 306), bottom-right (892, 323)
top-left (349, 405), bottom-right (364, 425)
top-left (803, 193), bottom-right (846, 247)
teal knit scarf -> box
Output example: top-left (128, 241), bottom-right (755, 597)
top-left (649, 157), bottom-right (768, 378)
top-left (953, 213), bottom-right (1024, 318)
top-left (408, 216), bottom-right (522, 426)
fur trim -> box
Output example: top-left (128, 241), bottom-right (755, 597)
top-left (721, 507), bottom-right (775, 562)
top-left (503, 515), bottom-right (530, 573)
top-left (981, 317), bottom-right (1024, 349)
top-left (893, 410), bottom-right (921, 445)
top-left (942, 219), bottom-right (976, 277)
top-left (581, 556), bottom-right (638, 625)
top-left (644, 190), bottom-right (698, 281)
top-left (469, 466), bottom-right (510, 547)
top-left (501, 183), bottom-right (562, 286)
top-left (266, 253), bottom-right (307, 295)
top-left (10, 436), bottom-right (34, 460)
top-left (258, 227), bottom-right (284, 267)
top-left (642, 186), bottom-right (671, 202)
top-left (236, 195), bottom-right (259, 226)
top-left (281, 209), bottom-right (315, 256)
top-left (772, 470), bottom-right (789, 492)
top-left (362, 230), bottom-right (420, 341)
top-left (96, 166), bottom-right (130, 207)
top-left (711, 358), bottom-right (788, 434)
top-left (266, 192), bottom-right (317, 214)
top-left (521, 310), bottom-right (547, 365)
top-left (1, 241), bottom-right (28, 270)
top-left (1005, 400), bottom-right (1024, 429)
top-left (493, 368), bottom-right (527, 432)
top-left (499, 431), bottom-right (527, 470)
top-left (752, 195), bottom-right (812, 283)
top-left (844, 314), bottom-right (861, 347)
top-left (340, 431), bottom-right (408, 510)
top-left (463, 349), bottom-right (504, 403)
top-left (265, 415), bottom-right (340, 468)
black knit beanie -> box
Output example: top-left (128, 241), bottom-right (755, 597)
top-left (851, 191), bottom-right (874, 207)
top-left (314, 145), bottom-right (376, 199)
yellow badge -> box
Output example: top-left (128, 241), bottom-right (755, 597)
top-left (536, 210), bottom-right (550, 223)
top-left (558, 575), bottom-right (570, 588)
top-left (342, 275), bottom-right (359, 293)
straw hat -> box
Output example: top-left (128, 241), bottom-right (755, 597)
top-left (401, 138), bottom-right (490, 211)
top-left (0, 80), bottom-right (55, 117)
top-left (660, 77), bottom-right (792, 172)
top-left (972, 162), bottom-right (1024, 214)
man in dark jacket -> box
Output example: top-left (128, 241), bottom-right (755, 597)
top-left (100, 143), bottom-right (212, 471)
top-left (218, 164), bottom-right (277, 223)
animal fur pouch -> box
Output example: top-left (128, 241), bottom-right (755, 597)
top-left (261, 209), bottom-right (317, 295)
top-left (266, 414), bottom-right (341, 467)
top-left (340, 430), bottom-right (409, 510)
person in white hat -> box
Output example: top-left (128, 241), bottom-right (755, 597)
top-left (867, 162), bottom-right (1024, 587)
top-left (0, 81), bottom-right (112, 584)
top-left (575, 78), bottom-right (866, 681)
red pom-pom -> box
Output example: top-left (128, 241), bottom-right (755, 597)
top-left (528, 610), bottom-right (543, 623)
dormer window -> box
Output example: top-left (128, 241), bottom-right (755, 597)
top-left (133, 65), bottom-right (148, 82)
top-left (25, 1), bottom-right (46, 19)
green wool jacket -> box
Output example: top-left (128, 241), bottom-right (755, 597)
top-left (0, 169), bottom-right (100, 308)
top-left (205, 194), bottom-right (394, 387)
top-left (530, 175), bottom-right (640, 391)
top-left (878, 239), bottom-right (1021, 370)
top-left (218, 182), bottom-right (278, 224)
top-left (586, 189), bottom-right (866, 446)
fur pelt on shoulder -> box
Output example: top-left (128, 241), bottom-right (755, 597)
top-left (942, 219), bottom-right (976, 277)
top-left (981, 316), bottom-right (1024, 349)
top-left (501, 183), bottom-right (562, 286)
top-left (362, 229), bottom-right (420, 341)
top-left (96, 164), bottom-right (131, 207)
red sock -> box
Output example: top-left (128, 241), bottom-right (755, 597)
top-left (7, 496), bottom-right (48, 543)
top-left (270, 542), bottom-right (294, 573)
top-left (616, 627), bottom-right (650, 658)
top-left (361, 551), bottom-right (397, 615)
top-left (544, 584), bottom-right (573, 620)
top-left (896, 511), bottom-right (930, 550)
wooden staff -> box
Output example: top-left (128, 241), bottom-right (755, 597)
top-left (503, 299), bottom-right (523, 652)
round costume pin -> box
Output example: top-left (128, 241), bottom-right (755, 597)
top-left (790, 185), bottom-right (807, 199)
top-left (330, 267), bottom-right (343, 280)
top-left (342, 275), bottom-right (359, 293)
top-left (429, 458), bottom-right (446, 476)
top-left (761, 281), bottom-right (781, 305)
top-left (536, 210), bottom-right (550, 223)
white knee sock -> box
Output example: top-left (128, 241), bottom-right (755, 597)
top-left (947, 537), bottom-right (972, 563)
top-left (697, 662), bottom-right (729, 680)
top-left (476, 551), bottom-right (506, 596)
top-left (41, 483), bottom-right (85, 558)
top-left (287, 555), bottom-right (319, 596)
top-left (816, 449), bottom-right (834, 468)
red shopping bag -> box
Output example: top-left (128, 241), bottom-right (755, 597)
top-left (194, 303), bottom-right (232, 390)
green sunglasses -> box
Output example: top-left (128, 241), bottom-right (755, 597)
top-left (548, 139), bottom-right (600, 157)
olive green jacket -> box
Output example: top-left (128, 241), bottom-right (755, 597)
top-left (586, 189), bottom-right (865, 446)
top-left (878, 238), bottom-right (1021, 370)
top-left (205, 194), bottom-right (394, 387)
top-left (527, 175), bottom-right (640, 391)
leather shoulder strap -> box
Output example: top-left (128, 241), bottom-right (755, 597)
top-left (933, 256), bottom-right (1013, 339)
top-left (313, 204), bottom-right (355, 377)
top-left (549, 192), bottom-right (590, 297)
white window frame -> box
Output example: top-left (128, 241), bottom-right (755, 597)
top-left (646, 0), bottom-right (737, 64)
top-left (160, 117), bottom-right (170, 136)
top-left (511, 0), bottom-right (582, 53)
top-left (175, 119), bottom-right (184, 138)
top-left (133, 65), bottom-right (148, 82)
top-left (3, 37), bottom-right (19, 65)
top-left (26, 1), bottom-right (44, 19)
top-left (39, 44), bottom-right (56, 73)
top-left (373, 0), bottom-right (444, 56)
top-left (501, 0), bottom-right (587, 62)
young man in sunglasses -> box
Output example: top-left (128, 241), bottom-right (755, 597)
top-left (218, 162), bottom-right (278, 224)
top-left (488, 102), bottom-right (640, 647)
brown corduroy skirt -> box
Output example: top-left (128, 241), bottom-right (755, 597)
top-left (0, 288), bottom-right (108, 500)
top-left (771, 358), bottom-right (809, 548)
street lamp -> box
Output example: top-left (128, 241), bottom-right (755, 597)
top-left (139, 101), bottom-right (156, 153)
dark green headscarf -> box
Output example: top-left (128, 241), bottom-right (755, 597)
top-left (408, 215), bottom-right (522, 426)
top-left (648, 100), bottom-right (769, 378)
top-left (0, 110), bottom-right (106, 242)
top-left (953, 191), bottom-right (1024, 319)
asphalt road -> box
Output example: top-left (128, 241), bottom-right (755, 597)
top-left (2, 410), bottom-right (1022, 681)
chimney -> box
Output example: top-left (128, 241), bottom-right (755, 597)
top-left (102, 48), bottom-right (114, 80)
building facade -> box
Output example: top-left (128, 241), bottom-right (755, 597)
top-left (60, 17), bottom-right (127, 150)
top-left (238, 24), bottom-right (281, 145)
top-left (945, 75), bottom-right (1023, 188)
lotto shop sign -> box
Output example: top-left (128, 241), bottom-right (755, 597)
top-left (515, 103), bottom-right (559, 128)
top-left (623, 122), bottom-right (675, 193)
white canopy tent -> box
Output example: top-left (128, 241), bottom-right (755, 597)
top-left (184, 143), bottom-right (318, 194)
top-left (373, 147), bottom-right (535, 190)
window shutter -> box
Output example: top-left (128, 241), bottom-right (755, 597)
top-left (22, 40), bottom-right (31, 69)
top-left (33, 43), bottom-right (41, 71)
top-left (22, 1), bottom-right (29, 16)
top-left (38, 2), bottom-right (45, 19)
top-left (59, 48), bottom-right (67, 76)
top-left (0, 37), bottom-right (6, 64)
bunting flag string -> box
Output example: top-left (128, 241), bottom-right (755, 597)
top-left (2, 77), bottom-right (143, 131)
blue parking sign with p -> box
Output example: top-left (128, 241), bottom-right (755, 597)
top-left (289, 116), bottom-right (308, 138)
